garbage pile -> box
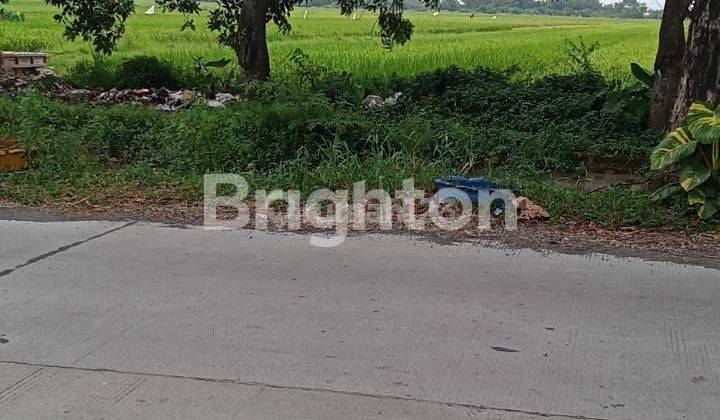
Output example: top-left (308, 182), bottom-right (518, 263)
top-left (0, 68), bottom-right (240, 111)
top-left (0, 68), bottom-right (72, 94)
top-left (91, 88), bottom-right (239, 111)
top-left (362, 92), bottom-right (403, 107)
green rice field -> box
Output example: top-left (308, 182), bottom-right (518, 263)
top-left (1, 0), bottom-right (660, 82)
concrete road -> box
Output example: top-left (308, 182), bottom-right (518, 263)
top-left (0, 220), bottom-right (719, 420)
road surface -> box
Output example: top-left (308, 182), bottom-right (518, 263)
top-left (0, 219), bottom-right (719, 419)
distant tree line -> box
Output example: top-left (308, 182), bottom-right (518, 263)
top-left (302, 0), bottom-right (661, 18)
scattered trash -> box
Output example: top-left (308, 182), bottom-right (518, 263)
top-left (0, 137), bottom-right (26, 172)
top-left (512, 196), bottom-right (550, 220)
top-left (362, 95), bottom-right (385, 107)
top-left (434, 177), bottom-right (550, 220)
top-left (205, 92), bottom-right (238, 108)
top-left (214, 92), bottom-right (236, 103)
top-left (0, 67), bottom-right (241, 112)
top-left (206, 100), bottom-right (225, 109)
top-left (384, 91), bottom-right (403, 106)
top-left (362, 92), bottom-right (403, 107)
top-left (434, 176), bottom-right (500, 205)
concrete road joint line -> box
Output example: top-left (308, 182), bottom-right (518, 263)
top-left (0, 221), bottom-right (137, 278)
top-left (0, 360), bottom-right (609, 420)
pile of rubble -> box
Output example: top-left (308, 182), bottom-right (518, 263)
top-left (0, 68), bottom-right (240, 111)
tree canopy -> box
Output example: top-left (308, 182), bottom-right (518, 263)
top-left (47, 0), bottom-right (135, 54)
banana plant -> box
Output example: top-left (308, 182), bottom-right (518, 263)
top-left (650, 102), bottom-right (720, 219)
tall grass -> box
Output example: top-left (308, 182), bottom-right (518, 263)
top-left (1, 0), bottom-right (659, 83)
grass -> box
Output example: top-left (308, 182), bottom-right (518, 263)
top-left (1, 66), bottom-right (703, 230)
top-left (1, 0), bottom-right (660, 83)
top-left (1, 3), bottom-right (710, 229)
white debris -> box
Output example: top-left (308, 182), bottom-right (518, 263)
top-left (362, 95), bottom-right (384, 107)
top-left (363, 92), bottom-right (403, 107)
top-left (384, 92), bottom-right (403, 106)
top-left (206, 100), bottom-right (225, 109)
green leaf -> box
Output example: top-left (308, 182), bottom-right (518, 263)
top-left (649, 184), bottom-right (682, 201)
top-left (698, 201), bottom-right (718, 219)
top-left (650, 128), bottom-right (697, 171)
top-left (687, 187), bottom-right (719, 219)
top-left (687, 102), bottom-right (720, 144)
top-left (688, 188), bottom-right (706, 205)
top-left (630, 63), bottom-right (654, 88)
top-left (679, 161), bottom-right (711, 191)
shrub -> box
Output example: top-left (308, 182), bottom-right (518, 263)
top-left (650, 102), bottom-right (720, 220)
top-left (67, 56), bottom-right (182, 90)
top-left (0, 65), bottom-right (673, 229)
top-left (116, 56), bottom-right (180, 90)
top-left (67, 56), bottom-right (119, 90)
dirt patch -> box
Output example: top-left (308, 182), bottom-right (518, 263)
top-left (1, 199), bottom-right (719, 269)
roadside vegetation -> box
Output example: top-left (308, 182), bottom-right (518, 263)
top-left (0, 56), bottom-right (700, 229)
top-left (0, 3), bottom-right (717, 230)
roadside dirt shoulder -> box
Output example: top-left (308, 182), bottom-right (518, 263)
top-left (1, 200), bottom-right (718, 270)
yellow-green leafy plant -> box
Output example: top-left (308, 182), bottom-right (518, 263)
top-left (651, 102), bottom-right (720, 219)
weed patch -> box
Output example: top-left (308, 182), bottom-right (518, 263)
top-left (1, 65), bottom-right (709, 228)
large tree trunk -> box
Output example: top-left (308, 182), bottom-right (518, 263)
top-left (235, 0), bottom-right (271, 82)
top-left (669, 0), bottom-right (720, 128)
top-left (647, 0), bottom-right (691, 130)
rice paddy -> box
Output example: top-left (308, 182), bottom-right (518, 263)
top-left (1, 0), bottom-right (660, 82)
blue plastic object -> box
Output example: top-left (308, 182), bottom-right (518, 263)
top-left (434, 176), bottom-right (500, 204)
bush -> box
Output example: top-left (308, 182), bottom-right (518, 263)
top-left (68, 56), bottom-right (181, 90)
top-left (67, 57), bottom-right (118, 90)
top-left (1, 65), bottom-right (684, 228)
top-left (1, 66), bottom-right (658, 181)
top-left (116, 56), bottom-right (180, 90)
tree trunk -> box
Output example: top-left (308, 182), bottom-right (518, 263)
top-left (235, 0), bottom-right (271, 82)
top-left (648, 0), bottom-right (691, 130)
top-left (669, 0), bottom-right (720, 128)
